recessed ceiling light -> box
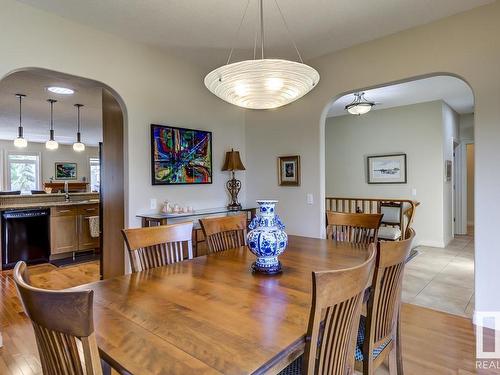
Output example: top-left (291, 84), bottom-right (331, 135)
top-left (47, 86), bottom-right (74, 95)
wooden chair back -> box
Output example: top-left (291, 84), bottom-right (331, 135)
top-left (362, 229), bottom-right (415, 370)
top-left (199, 214), bottom-right (247, 253)
top-left (122, 222), bottom-right (193, 273)
top-left (302, 246), bottom-right (376, 375)
top-left (13, 261), bottom-right (102, 375)
top-left (326, 212), bottom-right (383, 244)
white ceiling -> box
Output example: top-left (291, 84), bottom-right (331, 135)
top-left (0, 70), bottom-right (103, 146)
top-left (327, 76), bottom-right (474, 118)
top-left (17, 0), bottom-right (494, 68)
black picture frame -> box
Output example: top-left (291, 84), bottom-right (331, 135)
top-left (367, 153), bottom-right (407, 184)
top-left (54, 162), bottom-right (78, 180)
top-left (150, 124), bottom-right (213, 185)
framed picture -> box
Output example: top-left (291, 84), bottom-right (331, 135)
top-left (151, 124), bottom-right (212, 185)
top-left (367, 154), bottom-right (407, 184)
top-left (445, 160), bottom-right (452, 181)
top-left (278, 155), bottom-right (300, 186)
top-left (55, 162), bottom-right (77, 180)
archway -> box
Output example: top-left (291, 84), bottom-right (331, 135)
top-left (0, 67), bottom-right (127, 279)
top-left (318, 73), bottom-right (475, 317)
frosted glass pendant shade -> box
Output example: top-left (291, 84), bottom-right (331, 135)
top-left (14, 136), bottom-right (27, 148)
top-left (204, 59), bottom-right (320, 110)
top-left (73, 141), bottom-right (85, 152)
top-left (45, 139), bottom-right (59, 150)
top-left (346, 103), bottom-right (373, 115)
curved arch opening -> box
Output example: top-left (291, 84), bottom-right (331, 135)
top-left (0, 67), bottom-right (128, 279)
top-left (319, 72), bottom-right (475, 317)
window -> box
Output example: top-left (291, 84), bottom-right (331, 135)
top-left (7, 153), bottom-right (40, 193)
top-left (89, 157), bottom-right (100, 192)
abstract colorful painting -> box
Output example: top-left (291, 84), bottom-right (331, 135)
top-left (151, 124), bottom-right (212, 185)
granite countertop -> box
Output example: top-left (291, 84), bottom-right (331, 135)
top-left (0, 199), bottom-right (100, 211)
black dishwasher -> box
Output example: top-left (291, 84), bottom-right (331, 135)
top-left (2, 209), bottom-right (50, 269)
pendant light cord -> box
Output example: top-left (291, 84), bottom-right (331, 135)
top-left (259, 0), bottom-right (264, 59)
top-left (274, 0), bottom-right (303, 63)
top-left (18, 95), bottom-right (22, 127)
top-left (226, 0), bottom-right (251, 65)
top-left (225, 0), bottom-right (305, 65)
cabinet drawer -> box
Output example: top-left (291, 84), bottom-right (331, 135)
top-left (78, 204), bottom-right (99, 216)
top-left (51, 206), bottom-right (78, 217)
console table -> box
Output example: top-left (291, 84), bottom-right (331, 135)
top-left (137, 207), bottom-right (257, 257)
top-left (137, 206), bottom-right (257, 227)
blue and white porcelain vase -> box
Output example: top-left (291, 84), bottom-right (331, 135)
top-left (247, 200), bottom-right (288, 274)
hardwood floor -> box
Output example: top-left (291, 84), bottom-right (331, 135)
top-left (0, 261), bottom-right (498, 375)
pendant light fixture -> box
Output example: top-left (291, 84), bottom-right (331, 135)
top-left (204, 0), bottom-right (320, 110)
top-left (45, 99), bottom-right (59, 150)
top-left (13, 94), bottom-right (28, 148)
top-left (345, 92), bottom-right (375, 115)
top-left (73, 104), bottom-right (85, 152)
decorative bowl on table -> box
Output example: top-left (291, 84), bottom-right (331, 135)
top-left (247, 200), bottom-right (288, 274)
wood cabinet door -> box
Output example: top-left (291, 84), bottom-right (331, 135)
top-left (78, 214), bottom-right (99, 250)
top-left (50, 215), bottom-right (78, 254)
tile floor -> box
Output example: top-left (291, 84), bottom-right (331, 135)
top-left (402, 229), bottom-right (474, 318)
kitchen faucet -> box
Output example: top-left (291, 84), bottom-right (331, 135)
top-left (64, 181), bottom-right (70, 202)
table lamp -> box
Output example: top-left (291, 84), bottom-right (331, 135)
top-left (222, 149), bottom-right (245, 210)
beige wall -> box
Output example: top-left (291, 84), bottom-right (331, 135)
top-left (0, 140), bottom-right (98, 190)
top-left (467, 143), bottom-right (475, 225)
top-left (326, 101), bottom-right (449, 247)
top-left (245, 2), bottom-right (500, 320)
top-left (0, 0), bottom-right (246, 227)
top-left (442, 102), bottom-right (460, 245)
top-left (460, 113), bottom-right (475, 141)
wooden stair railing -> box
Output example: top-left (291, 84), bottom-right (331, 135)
top-left (326, 197), bottom-right (419, 240)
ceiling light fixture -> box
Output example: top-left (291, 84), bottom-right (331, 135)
top-left (345, 92), bottom-right (375, 115)
top-left (45, 99), bottom-right (59, 150)
top-left (47, 86), bottom-right (74, 95)
top-left (13, 94), bottom-right (28, 148)
top-left (204, 0), bottom-right (320, 110)
top-left (73, 104), bottom-right (85, 152)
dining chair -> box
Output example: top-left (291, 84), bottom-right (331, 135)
top-left (326, 212), bottom-right (383, 244)
top-left (355, 229), bottom-right (415, 375)
top-left (13, 261), bottom-right (103, 375)
top-left (280, 245), bottom-right (376, 375)
top-left (199, 214), bottom-right (247, 253)
top-left (122, 221), bottom-right (193, 273)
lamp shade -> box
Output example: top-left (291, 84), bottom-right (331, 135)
top-left (222, 149), bottom-right (245, 171)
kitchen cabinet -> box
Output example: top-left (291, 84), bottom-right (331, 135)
top-left (50, 206), bottom-right (78, 255)
top-left (78, 204), bottom-right (99, 250)
top-left (50, 204), bottom-right (99, 256)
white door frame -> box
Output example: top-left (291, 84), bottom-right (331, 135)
top-left (455, 139), bottom-right (474, 235)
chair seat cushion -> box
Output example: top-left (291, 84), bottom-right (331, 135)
top-left (378, 226), bottom-right (402, 240)
top-left (355, 316), bottom-right (392, 361)
top-left (278, 355), bottom-right (302, 375)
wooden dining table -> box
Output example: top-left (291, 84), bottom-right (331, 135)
top-left (84, 235), bottom-right (370, 375)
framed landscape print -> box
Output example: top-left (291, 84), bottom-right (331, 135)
top-left (278, 155), bottom-right (300, 186)
top-left (55, 162), bottom-right (77, 180)
top-left (151, 124), bottom-right (212, 185)
top-left (367, 154), bottom-right (407, 184)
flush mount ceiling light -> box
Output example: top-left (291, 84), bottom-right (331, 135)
top-left (47, 86), bottom-right (74, 95)
top-left (204, 0), bottom-right (320, 110)
top-left (73, 104), bottom-right (85, 152)
top-left (13, 94), bottom-right (28, 148)
top-left (345, 92), bottom-right (375, 115)
top-left (45, 99), bottom-right (59, 150)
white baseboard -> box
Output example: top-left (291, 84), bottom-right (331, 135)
top-left (416, 240), bottom-right (446, 248)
